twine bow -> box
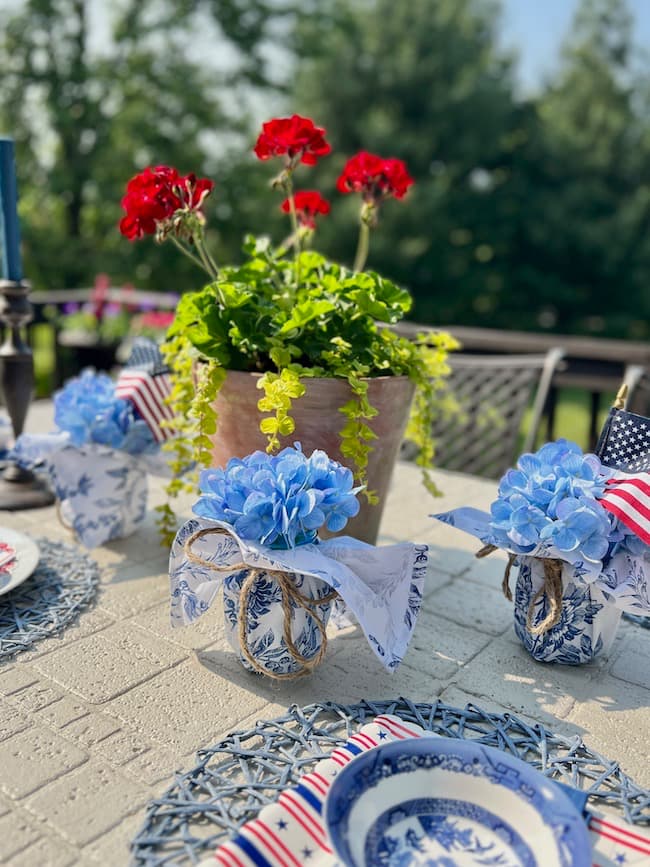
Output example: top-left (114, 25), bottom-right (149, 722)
top-left (184, 527), bottom-right (338, 680)
top-left (55, 500), bottom-right (77, 538)
top-left (476, 544), bottom-right (564, 635)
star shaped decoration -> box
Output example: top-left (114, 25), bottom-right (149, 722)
top-left (301, 846), bottom-right (314, 859)
top-left (378, 730), bottom-right (388, 739)
top-left (276, 819), bottom-right (288, 831)
top-left (614, 853), bottom-right (627, 864)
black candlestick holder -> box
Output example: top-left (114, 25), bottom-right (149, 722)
top-left (0, 278), bottom-right (54, 509)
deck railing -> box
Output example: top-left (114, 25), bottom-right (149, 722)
top-left (23, 288), bottom-right (650, 447)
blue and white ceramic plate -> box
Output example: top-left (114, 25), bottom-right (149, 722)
top-left (0, 528), bottom-right (40, 597)
top-left (324, 736), bottom-right (591, 867)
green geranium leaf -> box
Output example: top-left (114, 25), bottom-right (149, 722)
top-left (278, 299), bottom-right (336, 335)
top-left (216, 281), bottom-right (254, 308)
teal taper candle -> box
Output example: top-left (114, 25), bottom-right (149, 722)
top-left (0, 137), bottom-right (23, 281)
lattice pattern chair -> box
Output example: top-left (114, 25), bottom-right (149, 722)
top-left (623, 364), bottom-right (650, 417)
top-left (403, 348), bottom-right (565, 479)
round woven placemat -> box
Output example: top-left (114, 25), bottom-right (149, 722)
top-left (0, 538), bottom-right (100, 660)
top-left (130, 697), bottom-right (650, 866)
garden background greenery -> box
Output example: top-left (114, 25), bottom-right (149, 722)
top-left (1, 0), bottom-right (649, 344)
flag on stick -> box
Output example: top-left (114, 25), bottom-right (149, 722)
top-left (115, 338), bottom-right (175, 442)
top-left (595, 391), bottom-right (650, 544)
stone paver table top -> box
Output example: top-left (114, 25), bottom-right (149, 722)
top-left (0, 400), bottom-right (647, 865)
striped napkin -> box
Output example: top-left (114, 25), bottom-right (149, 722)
top-left (200, 714), bottom-right (650, 867)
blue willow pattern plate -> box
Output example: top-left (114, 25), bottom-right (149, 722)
top-left (324, 736), bottom-right (591, 867)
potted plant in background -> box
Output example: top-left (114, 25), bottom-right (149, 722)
top-left (115, 308), bottom-right (178, 364)
top-left (52, 275), bottom-right (131, 382)
top-left (119, 114), bottom-right (457, 544)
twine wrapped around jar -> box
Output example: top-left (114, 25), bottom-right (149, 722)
top-left (184, 526), bottom-right (338, 679)
top-left (476, 544), bottom-right (564, 636)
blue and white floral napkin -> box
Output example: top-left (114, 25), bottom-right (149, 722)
top-left (435, 507), bottom-right (650, 617)
top-left (198, 713), bottom-right (650, 867)
top-left (170, 517), bottom-right (428, 671)
top-left (13, 432), bottom-right (168, 548)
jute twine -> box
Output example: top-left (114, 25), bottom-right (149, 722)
top-left (56, 500), bottom-right (77, 539)
top-left (184, 527), bottom-right (338, 680)
top-left (476, 544), bottom-right (564, 636)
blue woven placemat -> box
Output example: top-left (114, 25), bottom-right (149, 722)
top-left (130, 697), bottom-right (650, 866)
top-left (0, 537), bottom-right (100, 660)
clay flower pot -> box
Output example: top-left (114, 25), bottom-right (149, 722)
top-left (210, 370), bottom-right (415, 544)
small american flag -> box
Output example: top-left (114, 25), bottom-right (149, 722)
top-left (124, 337), bottom-right (169, 376)
top-left (115, 339), bottom-right (175, 442)
top-left (595, 407), bottom-right (650, 544)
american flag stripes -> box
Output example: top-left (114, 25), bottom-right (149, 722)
top-left (115, 338), bottom-right (175, 442)
top-left (595, 407), bottom-right (650, 545)
top-left (116, 367), bottom-right (174, 442)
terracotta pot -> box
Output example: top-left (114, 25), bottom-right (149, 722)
top-left (210, 371), bottom-right (416, 544)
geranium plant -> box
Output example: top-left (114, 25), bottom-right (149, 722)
top-left (120, 114), bottom-right (456, 541)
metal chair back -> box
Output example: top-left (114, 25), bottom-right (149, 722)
top-left (622, 365), bottom-right (650, 417)
top-left (403, 348), bottom-right (564, 479)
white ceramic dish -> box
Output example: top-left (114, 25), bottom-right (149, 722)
top-left (0, 528), bottom-right (40, 596)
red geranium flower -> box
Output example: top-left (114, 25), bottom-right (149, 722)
top-left (119, 166), bottom-right (214, 240)
top-left (138, 310), bottom-right (176, 330)
top-left (281, 191), bottom-right (331, 228)
top-left (336, 151), bottom-right (414, 202)
top-left (254, 115), bottom-right (331, 166)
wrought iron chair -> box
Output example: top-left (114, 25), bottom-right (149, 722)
top-left (403, 348), bottom-right (565, 479)
top-left (622, 364), bottom-right (650, 417)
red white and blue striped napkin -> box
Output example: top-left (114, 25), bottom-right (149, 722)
top-left (199, 714), bottom-right (650, 867)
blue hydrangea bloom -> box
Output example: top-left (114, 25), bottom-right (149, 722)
top-left (54, 369), bottom-right (157, 454)
top-left (606, 514), bottom-right (648, 558)
top-left (193, 444), bottom-right (362, 548)
top-left (489, 438), bottom-right (612, 565)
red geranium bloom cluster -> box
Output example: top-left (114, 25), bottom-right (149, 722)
top-left (254, 115), bottom-right (331, 166)
top-left (281, 191), bottom-right (331, 228)
top-left (138, 310), bottom-right (176, 330)
top-left (120, 166), bottom-right (214, 240)
top-left (336, 151), bottom-right (414, 202)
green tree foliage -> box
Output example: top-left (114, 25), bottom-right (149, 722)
top-left (2, 0), bottom-right (650, 341)
top-left (290, 0), bottom-right (528, 326)
top-left (290, 0), bottom-right (650, 339)
top-left (511, 0), bottom-right (650, 338)
top-left (0, 0), bottom-right (281, 291)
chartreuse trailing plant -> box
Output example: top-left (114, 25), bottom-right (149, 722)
top-left (120, 114), bottom-right (457, 542)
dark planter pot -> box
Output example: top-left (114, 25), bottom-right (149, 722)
top-left (56, 336), bottom-right (120, 386)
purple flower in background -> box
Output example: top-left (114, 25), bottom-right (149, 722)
top-left (193, 444), bottom-right (362, 548)
top-left (63, 302), bottom-right (81, 315)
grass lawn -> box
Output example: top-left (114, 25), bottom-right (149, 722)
top-left (32, 323), bottom-right (56, 398)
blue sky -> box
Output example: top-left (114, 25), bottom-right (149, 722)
top-left (501, 0), bottom-right (650, 92)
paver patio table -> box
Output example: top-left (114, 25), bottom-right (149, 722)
top-left (0, 400), bottom-right (647, 865)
